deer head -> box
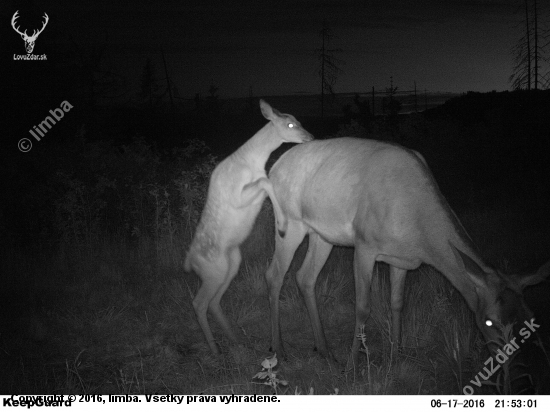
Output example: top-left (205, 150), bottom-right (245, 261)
top-left (11, 11), bottom-right (49, 54)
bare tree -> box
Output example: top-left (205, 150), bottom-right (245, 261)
top-left (140, 58), bottom-right (160, 109)
top-left (510, 0), bottom-right (550, 90)
top-left (384, 76), bottom-right (402, 118)
top-left (316, 19), bottom-right (344, 131)
top-left (161, 47), bottom-right (177, 136)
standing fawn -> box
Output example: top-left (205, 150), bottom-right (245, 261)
top-left (185, 100), bottom-right (313, 354)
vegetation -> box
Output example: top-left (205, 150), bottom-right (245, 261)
top-left (1, 91), bottom-right (550, 394)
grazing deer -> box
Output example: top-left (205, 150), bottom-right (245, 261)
top-left (185, 100), bottom-right (313, 354)
top-left (265, 137), bottom-right (550, 366)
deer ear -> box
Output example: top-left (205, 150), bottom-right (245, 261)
top-left (260, 99), bottom-right (275, 121)
top-left (515, 260), bottom-right (550, 290)
top-left (449, 242), bottom-right (487, 288)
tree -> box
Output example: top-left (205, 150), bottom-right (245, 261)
top-left (509, 0), bottom-right (550, 90)
top-left (342, 94), bottom-right (372, 130)
top-left (316, 19), bottom-right (344, 130)
top-left (140, 58), bottom-right (161, 109)
top-left (383, 77), bottom-right (402, 140)
top-left (384, 76), bottom-right (402, 118)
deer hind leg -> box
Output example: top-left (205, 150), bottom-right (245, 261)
top-left (208, 247), bottom-right (242, 345)
top-left (265, 220), bottom-right (307, 359)
top-left (295, 232), bottom-right (334, 359)
top-left (348, 245), bottom-right (376, 370)
top-left (192, 255), bottom-right (231, 354)
top-left (389, 266), bottom-right (407, 348)
top-left (242, 177), bottom-right (288, 237)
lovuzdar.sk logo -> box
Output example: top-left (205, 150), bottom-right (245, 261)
top-left (11, 10), bottom-right (49, 59)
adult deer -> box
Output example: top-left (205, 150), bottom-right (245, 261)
top-left (185, 100), bottom-right (313, 354)
top-left (265, 137), bottom-right (550, 365)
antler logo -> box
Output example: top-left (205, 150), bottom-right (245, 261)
top-left (11, 10), bottom-right (49, 54)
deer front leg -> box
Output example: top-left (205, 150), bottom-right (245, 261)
top-left (241, 177), bottom-right (287, 237)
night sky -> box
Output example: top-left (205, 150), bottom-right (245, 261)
top-left (5, 0), bottom-right (529, 99)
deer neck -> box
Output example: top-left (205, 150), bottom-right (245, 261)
top-left (435, 257), bottom-right (482, 313)
top-left (236, 121), bottom-right (281, 171)
top-left (452, 275), bottom-right (480, 313)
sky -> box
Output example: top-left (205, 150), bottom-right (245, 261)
top-left (6, 0), bottom-right (531, 99)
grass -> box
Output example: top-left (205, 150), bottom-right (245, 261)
top-left (2, 198), bottom-right (549, 395)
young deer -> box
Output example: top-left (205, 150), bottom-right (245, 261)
top-left (185, 100), bottom-right (313, 354)
top-left (266, 137), bottom-right (550, 366)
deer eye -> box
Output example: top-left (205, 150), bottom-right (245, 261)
top-left (485, 319), bottom-right (493, 327)
top-left (288, 123), bottom-right (295, 128)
